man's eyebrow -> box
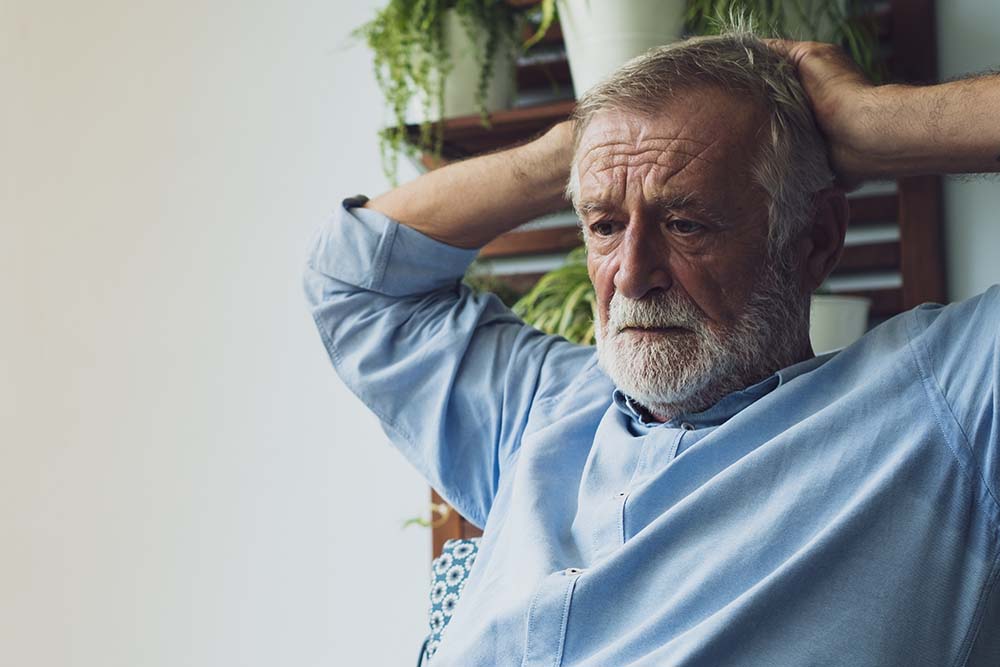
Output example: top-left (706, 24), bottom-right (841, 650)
top-left (576, 195), bottom-right (727, 226)
top-left (649, 193), bottom-right (726, 226)
top-left (576, 200), bottom-right (618, 217)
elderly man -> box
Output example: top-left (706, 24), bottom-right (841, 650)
top-left (304, 32), bottom-right (1000, 666)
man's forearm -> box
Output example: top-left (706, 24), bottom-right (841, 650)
top-left (770, 40), bottom-right (1000, 184)
top-left (365, 121), bottom-right (574, 249)
top-left (857, 75), bottom-right (1000, 178)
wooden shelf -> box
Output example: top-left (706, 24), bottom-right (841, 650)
top-left (481, 224), bottom-right (582, 259)
top-left (836, 242), bottom-right (901, 274)
top-left (405, 99), bottom-right (575, 161)
top-left (517, 59), bottom-right (573, 91)
top-left (847, 194), bottom-right (898, 225)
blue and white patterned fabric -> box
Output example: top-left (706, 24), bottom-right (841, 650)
top-left (423, 538), bottom-right (480, 663)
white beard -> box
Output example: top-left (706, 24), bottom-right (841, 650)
top-left (595, 261), bottom-right (808, 420)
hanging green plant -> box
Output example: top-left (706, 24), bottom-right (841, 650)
top-left (354, 0), bottom-right (557, 184)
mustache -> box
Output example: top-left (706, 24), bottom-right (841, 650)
top-left (607, 291), bottom-right (705, 332)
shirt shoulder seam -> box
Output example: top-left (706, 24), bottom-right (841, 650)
top-left (904, 307), bottom-right (1000, 527)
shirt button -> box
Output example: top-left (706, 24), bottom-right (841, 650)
top-left (680, 422), bottom-right (695, 431)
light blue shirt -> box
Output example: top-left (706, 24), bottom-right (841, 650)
top-left (303, 199), bottom-right (1000, 666)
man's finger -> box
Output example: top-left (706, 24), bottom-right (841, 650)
top-left (762, 38), bottom-right (820, 71)
top-left (762, 38), bottom-right (794, 58)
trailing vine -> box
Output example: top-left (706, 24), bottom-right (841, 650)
top-left (355, 0), bottom-right (554, 183)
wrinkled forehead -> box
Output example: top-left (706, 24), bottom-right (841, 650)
top-left (574, 85), bottom-right (768, 159)
top-left (572, 91), bottom-right (769, 210)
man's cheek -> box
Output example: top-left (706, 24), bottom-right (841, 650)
top-left (588, 254), bottom-right (618, 293)
top-left (588, 258), bottom-right (617, 332)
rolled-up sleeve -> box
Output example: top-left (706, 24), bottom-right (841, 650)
top-left (303, 198), bottom-right (592, 527)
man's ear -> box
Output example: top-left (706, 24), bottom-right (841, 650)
top-left (794, 188), bottom-right (849, 292)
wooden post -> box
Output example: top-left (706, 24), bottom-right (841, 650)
top-left (898, 176), bottom-right (947, 308)
top-left (889, 0), bottom-right (947, 307)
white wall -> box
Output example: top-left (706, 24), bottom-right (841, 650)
top-left (938, 1), bottom-right (1000, 301)
top-left (1, 1), bottom-right (429, 666)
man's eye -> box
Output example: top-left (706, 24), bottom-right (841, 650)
top-left (590, 221), bottom-right (616, 237)
top-left (669, 219), bottom-right (704, 235)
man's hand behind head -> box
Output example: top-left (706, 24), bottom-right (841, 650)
top-left (766, 39), bottom-right (878, 189)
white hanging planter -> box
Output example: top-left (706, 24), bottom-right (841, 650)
top-left (809, 294), bottom-right (872, 354)
top-left (556, 0), bottom-right (688, 97)
top-left (406, 10), bottom-right (516, 123)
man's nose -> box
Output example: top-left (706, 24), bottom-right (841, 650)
top-left (613, 221), bottom-right (672, 300)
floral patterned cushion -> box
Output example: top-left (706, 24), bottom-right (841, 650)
top-left (421, 538), bottom-right (481, 664)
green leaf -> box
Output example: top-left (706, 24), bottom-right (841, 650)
top-left (523, 0), bottom-right (556, 50)
top-left (512, 245), bottom-right (596, 345)
top-left (355, 0), bottom-right (528, 184)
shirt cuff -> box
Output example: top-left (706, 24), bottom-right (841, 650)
top-left (307, 196), bottom-right (480, 297)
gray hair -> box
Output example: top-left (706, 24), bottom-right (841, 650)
top-left (567, 29), bottom-right (834, 254)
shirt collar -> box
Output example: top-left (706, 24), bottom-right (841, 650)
top-left (612, 350), bottom-right (838, 429)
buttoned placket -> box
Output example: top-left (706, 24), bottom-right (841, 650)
top-left (585, 424), bottom-right (698, 563)
top-left (523, 417), bottom-right (714, 666)
top-left (632, 425), bottom-right (686, 484)
top-left (521, 566), bottom-right (582, 667)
